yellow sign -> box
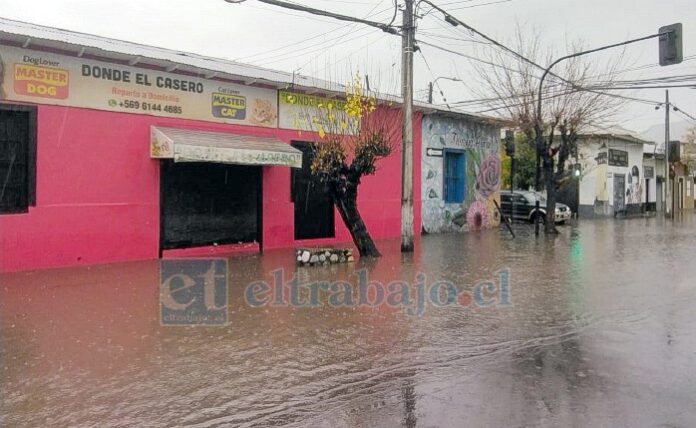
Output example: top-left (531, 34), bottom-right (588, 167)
top-left (278, 90), bottom-right (353, 134)
top-left (0, 46), bottom-right (278, 128)
top-left (14, 63), bottom-right (69, 99)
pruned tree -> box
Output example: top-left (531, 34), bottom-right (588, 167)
top-left (471, 28), bottom-right (626, 232)
top-left (304, 77), bottom-right (400, 257)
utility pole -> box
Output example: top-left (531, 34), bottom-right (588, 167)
top-left (401, 0), bottom-right (415, 252)
top-left (665, 89), bottom-right (672, 217)
top-left (505, 130), bottom-right (515, 224)
top-left (223, 0), bottom-right (411, 250)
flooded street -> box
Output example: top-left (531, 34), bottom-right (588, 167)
top-left (2, 214), bottom-right (696, 427)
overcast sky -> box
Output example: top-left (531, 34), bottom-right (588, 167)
top-left (1, 0), bottom-right (694, 136)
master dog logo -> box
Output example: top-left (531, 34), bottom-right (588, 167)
top-left (160, 259), bottom-right (229, 326)
top-left (14, 62), bottom-right (70, 100)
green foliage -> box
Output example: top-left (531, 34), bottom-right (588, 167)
top-left (500, 132), bottom-right (536, 190)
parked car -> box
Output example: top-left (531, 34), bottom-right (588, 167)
top-left (500, 191), bottom-right (572, 224)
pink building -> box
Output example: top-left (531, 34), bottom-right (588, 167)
top-left (0, 19), bottom-right (423, 272)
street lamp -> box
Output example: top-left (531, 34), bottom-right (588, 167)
top-left (534, 29), bottom-right (676, 235)
top-left (428, 76), bottom-right (461, 105)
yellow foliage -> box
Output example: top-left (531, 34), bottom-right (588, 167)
top-left (310, 74), bottom-right (394, 179)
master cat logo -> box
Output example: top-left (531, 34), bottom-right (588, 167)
top-left (14, 63), bottom-right (69, 99)
top-left (211, 92), bottom-right (246, 120)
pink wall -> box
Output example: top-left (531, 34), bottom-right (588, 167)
top-left (0, 105), bottom-right (421, 272)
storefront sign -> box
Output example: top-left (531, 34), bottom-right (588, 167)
top-left (151, 126), bottom-right (302, 168)
top-left (0, 46), bottom-right (278, 127)
top-left (446, 134), bottom-right (493, 150)
top-left (644, 165), bottom-right (655, 178)
top-left (175, 144), bottom-right (301, 167)
top-left (608, 149), bottom-right (628, 167)
top-left (278, 90), bottom-right (354, 134)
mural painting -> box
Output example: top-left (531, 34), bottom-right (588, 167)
top-left (421, 115), bottom-right (501, 233)
top-left (626, 165), bottom-right (642, 205)
top-left (579, 139), bottom-right (645, 217)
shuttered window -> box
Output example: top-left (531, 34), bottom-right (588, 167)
top-left (443, 151), bottom-right (465, 203)
top-left (0, 105), bottom-right (36, 214)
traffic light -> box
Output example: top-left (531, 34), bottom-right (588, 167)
top-left (504, 130), bottom-right (515, 156)
top-left (572, 163), bottom-right (582, 179)
top-left (669, 140), bottom-right (681, 162)
top-left (659, 23), bottom-right (683, 66)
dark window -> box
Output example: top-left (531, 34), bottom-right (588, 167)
top-left (0, 104), bottom-right (36, 214)
top-left (608, 149), bottom-right (628, 167)
top-left (443, 151), bottom-right (465, 203)
top-left (291, 141), bottom-right (334, 240)
top-left (160, 161), bottom-right (261, 250)
top-left (515, 194), bottom-right (528, 204)
top-left (644, 166), bottom-right (654, 179)
top-left (500, 193), bottom-right (512, 203)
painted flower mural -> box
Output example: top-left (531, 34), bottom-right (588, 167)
top-left (421, 115), bottom-right (502, 233)
top-left (476, 154), bottom-right (501, 199)
top-left (466, 200), bottom-right (490, 230)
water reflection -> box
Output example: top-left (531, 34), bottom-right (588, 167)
top-left (2, 215), bottom-right (696, 427)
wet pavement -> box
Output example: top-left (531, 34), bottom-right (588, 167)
top-left (2, 213), bottom-right (696, 427)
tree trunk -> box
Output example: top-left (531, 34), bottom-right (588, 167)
top-left (332, 186), bottom-right (381, 258)
top-left (542, 152), bottom-right (559, 234)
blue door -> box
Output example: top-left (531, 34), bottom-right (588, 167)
top-left (444, 151), bottom-right (465, 203)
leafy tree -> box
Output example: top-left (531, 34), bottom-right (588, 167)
top-left (500, 132), bottom-right (537, 191)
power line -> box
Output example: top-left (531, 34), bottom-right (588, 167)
top-left (417, 37), bottom-right (664, 108)
top-left (418, 0), bottom-right (683, 111)
top-left (417, 38), bottom-right (529, 75)
top-left (227, 0), bottom-right (399, 34)
top-left (417, 14), bottom-right (696, 83)
top-left (239, 3), bottom-right (397, 65)
top-left (673, 108), bottom-right (696, 124)
top-left (417, 49), bottom-right (453, 109)
top-left (446, 0), bottom-right (513, 10)
top-left (252, 25), bottom-right (378, 66)
top-left (294, 1), bottom-right (394, 72)
top-left (585, 84), bottom-right (696, 90)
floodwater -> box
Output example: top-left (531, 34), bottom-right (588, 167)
top-left (2, 214), bottom-right (696, 427)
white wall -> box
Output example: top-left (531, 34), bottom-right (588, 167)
top-left (577, 136), bottom-right (646, 215)
top-left (643, 157), bottom-right (657, 204)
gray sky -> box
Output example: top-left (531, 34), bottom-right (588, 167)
top-left (1, 0), bottom-right (694, 136)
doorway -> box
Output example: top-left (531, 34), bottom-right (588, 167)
top-left (160, 161), bottom-right (262, 250)
top-left (656, 181), bottom-right (663, 211)
top-left (291, 141), bottom-right (335, 240)
top-left (613, 174), bottom-right (625, 214)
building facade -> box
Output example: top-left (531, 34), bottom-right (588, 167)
top-left (421, 113), bottom-right (501, 233)
top-left (0, 19), bottom-right (423, 272)
top-left (577, 131), bottom-right (650, 217)
top-left (671, 141), bottom-right (696, 211)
